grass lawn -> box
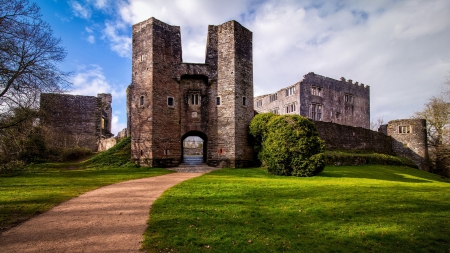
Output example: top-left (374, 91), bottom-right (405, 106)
top-left (144, 165), bottom-right (450, 253)
top-left (0, 163), bottom-right (172, 232)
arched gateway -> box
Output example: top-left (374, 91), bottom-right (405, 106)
top-left (128, 17), bottom-right (254, 168)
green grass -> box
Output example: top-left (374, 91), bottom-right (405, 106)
top-left (0, 137), bottom-right (173, 232)
top-left (143, 165), bottom-right (450, 252)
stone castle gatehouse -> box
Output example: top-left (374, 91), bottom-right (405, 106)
top-left (127, 18), bottom-right (254, 167)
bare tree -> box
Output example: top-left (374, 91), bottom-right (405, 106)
top-left (370, 117), bottom-right (384, 131)
top-left (0, 0), bottom-right (69, 129)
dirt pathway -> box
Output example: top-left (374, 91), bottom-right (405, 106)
top-left (0, 172), bottom-right (204, 253)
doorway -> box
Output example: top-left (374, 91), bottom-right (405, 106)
top-left (181, 131), bottom-right (207, 165)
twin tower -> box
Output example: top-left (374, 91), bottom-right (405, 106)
top-left (127, 17), bottom-right (254, 167)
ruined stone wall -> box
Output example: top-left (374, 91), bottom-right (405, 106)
top-left (255, 72), bottom-right (370, 129)
top-left (386, 119), bottom-right (429, 170)
top-left (40, 93), bottom-right (112, 151)
top-left (314, 121), bottom-right (393, 154)
top-left (129, 17), bottom-right (254, 168)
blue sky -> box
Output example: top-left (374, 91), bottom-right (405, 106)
top-left (36, 0), bottom-right (450, 134)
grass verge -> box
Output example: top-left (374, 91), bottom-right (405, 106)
top-left (143, 165), bottom-right (450, 252)
top-left (0, 137), bottom-right (173, 232)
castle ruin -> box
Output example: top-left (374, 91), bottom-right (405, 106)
top-left (40, 93), bottom-right (113, 151)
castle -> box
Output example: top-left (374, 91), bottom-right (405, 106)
top-left (126, 17), bottom-right (429, 170)
top-left (39, 17), bottom-right (429, 171)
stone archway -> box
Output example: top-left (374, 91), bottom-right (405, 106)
top-left (181, 131), bottom-right (207, 165)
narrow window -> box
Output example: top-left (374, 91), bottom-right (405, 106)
top-left (167, 97), bottom-right (174, 107)
top-left (140, 96), bottom-right (144, 106)
top-left (216, 97), bottom-right (221, 105)
top-left (256, 100), bottom-right (262, 107)
top-left (269, 94), bottom-right (277, 102)
top-left (243, 97), bottom-right (246, 106)
top-left (140, 150), bottom-right (143, 156)
top-left (195, 94), bottom-right (199, 105)
top-left (399, 126), bottom-right (411, 134)
top-left (345, 94), bottom-right (354, 103)
top-left (311, 86), bottom-right (322, 96)
top-left (101, 118), bottom-right (105, 129)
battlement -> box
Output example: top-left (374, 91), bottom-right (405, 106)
top-left (304, 72), bottom-right (370, 91)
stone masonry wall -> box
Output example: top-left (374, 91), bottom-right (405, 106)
top-left (314, 121), bottom-right (393, 154)
top-left (40, 93), bottom-right (112, 151)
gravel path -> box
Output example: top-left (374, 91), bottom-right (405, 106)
top-left (0, 168), bottom-right (213, 253)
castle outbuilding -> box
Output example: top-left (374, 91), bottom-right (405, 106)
top-left (127, 18), bottom-right (254, 167)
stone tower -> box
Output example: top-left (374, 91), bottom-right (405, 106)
top-left (385, 119), bottom-right (429, 170)
top-left (128, 17), bottom-right (254, 167)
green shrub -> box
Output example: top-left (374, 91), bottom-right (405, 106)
top-left (0, 160), bottom-right (26, 176)
top-left (252, 114), bottom-right (326, 177)
top-left (249, 112), bottom-right (277, 152)
top-left (325, 150), bottom-right (418, 168)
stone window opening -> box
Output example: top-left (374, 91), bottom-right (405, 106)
top-left (311, 86), bottom-right (322, 96)
top-left (269, 93), bottom-right (277, 102)
top-left (218, 148), bottom-right (225, 155)
top-left (167, 96), bottom-right (174, 107)
top-left (243, 97), bottom-right (247, 106)
top-left (140, 150), bottom-right (144, 156)
top-left (190, 93), bottom-right (200, 105)
top-left (216, 96), bottom-right (221, 106)
top-left (285, 103), bottom-right (296, 113)
top-left (345, 94), bottom-right (354, 103)
top-left (140, 96), bottom-right (144, 106)
top-left (399, 126), bottom-right (411, 134)
top-left (285, 86), bottom-right (296, 96)
top-left (164, 149), bottom-right (170, 156)
top-left (271, 108), bottom-right (279, 114)
top-left (310, 103), bottom-right (323, 121)
top-left (256, 100), bottom-right (262, 107)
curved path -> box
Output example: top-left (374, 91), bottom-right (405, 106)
top-left (0, 171), bottom-right (207, 253)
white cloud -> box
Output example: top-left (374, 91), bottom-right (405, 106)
top-left (93, 0), bottom-right (109, 9)
top-left (87, 35), bottom-right (95, 44)
top-left (85, 26), bottom-right (95, 43)
top-left (69, 65), bottom-right (125, 100)
top-left (111, 111), bottom-right (126, 135)
top-left (70, 1), bottom-right (91, 19)
top-left (81, 0), bottom-right (450, 125)
top-left (103, 21), bottom-right (132, 58)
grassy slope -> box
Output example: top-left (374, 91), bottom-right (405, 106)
top-left (144, 165), bottom-right (450, 253)
top-left (0, 137), bottom-right (173, 232)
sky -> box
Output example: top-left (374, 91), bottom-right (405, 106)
top-left (36, 0), bottom-right (450, 134)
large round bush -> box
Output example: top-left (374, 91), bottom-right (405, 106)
top-left (249, 112), bottom-right (277, 154)
top-left (257, 114), bottom-right (326, 177)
